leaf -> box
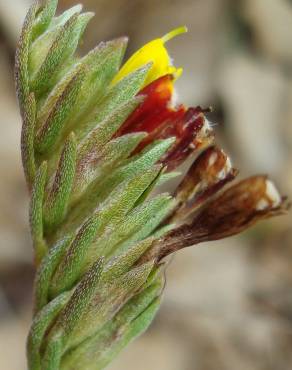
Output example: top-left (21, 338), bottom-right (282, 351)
top-left (59, 164), bottom-right (164, 241)
top-left (34, 235), bottom-right (73, 312)
top-left (144, 264), bottom-right (165, 288)
top-left (49, 214), bottom-right (101, 297)
top-left (35, 66), bottom-right (86, 154)
top-left (31, 0), bottom-right (58, 41)
top-left (88, 194), bottom-right (173, 261)
top-left (29, 6), bottom-right (83, 85)
top-left (46, 259), bottom-right (104, 352)
top-left (15, 2), bottom-right (37, 115)
top-left (50, 4), bottom-right (83, 29)
top-left (44, 133), bottom-right (77, 230)
top-left (31, 11), bottom-right (93, 96)
top-left (107, 195), bottom-right (175, 258)
top-left (73, 132), bottom-right (147, 199)
top-left (122, 137), bottom-right (176, 166)
top-left (68, 38), bottom-right (129, 128)
top-left (133, 166), bottom-right (164, 207)
top-left (30, 161), bottom-right (48, 265)
top-left (63, 139), bottom-right (175, 234)
top-left (64, 261), bottom-right (155, 351)
top-left (88, 138), bottom-right (175, 204)
top-left (101, 238), bottom-right (155, 281)
top-left (36, 58), bottom-right (83, 130)
top-left (92, 296), bottom-right (160, 370)
top-left (42, 331), bottom-right (63, 370)
top-left (27, 291), bottom-right (71, 370)
top-left (61, 281), bottom-right (162, 370)
top-left (76, 96), bottom-right (142, 171)
top-left (96, 166), bottom-right (164, 229)
top-left (75, 63), bottom-right (152, 141)
top-left (51, 165), bottom-right (162, 292)
top-left (21, 92), bottom-right (36, 188)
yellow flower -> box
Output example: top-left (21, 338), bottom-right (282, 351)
top-left (112, 26), bottom-right (187, 88)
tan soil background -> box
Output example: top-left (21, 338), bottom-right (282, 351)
top-left (0, 0), bottom-right (291, 369)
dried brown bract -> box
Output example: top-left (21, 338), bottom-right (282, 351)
top-left (141, 175), bottom-right (289, 264)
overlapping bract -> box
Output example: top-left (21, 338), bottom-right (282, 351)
top-left (15, 1), bottom-right (288, 370)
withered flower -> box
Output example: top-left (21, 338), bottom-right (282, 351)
top-left (108, 27), bottom-right (290, 268)
top-left (141, 175), bottom-right (289, 264)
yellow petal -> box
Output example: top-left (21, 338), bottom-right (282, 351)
top-left (112, 26), bottom-right (187, 88)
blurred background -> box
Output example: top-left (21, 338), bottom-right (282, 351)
top-left (0, 0), bottom-right (292, 369)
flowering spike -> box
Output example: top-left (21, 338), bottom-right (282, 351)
top-left (15, 1), bottom-right (288, 370)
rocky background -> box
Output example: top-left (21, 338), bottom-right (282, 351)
top-left (0, 0), bottom-right (291, 369)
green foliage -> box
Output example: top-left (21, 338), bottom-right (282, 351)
top-left (30, 161), bottom-right (48, 264)
top-left (31, 10), bottom-right (94, 96)
top-left (21, 93), bottom-right (37, 187)
top-left (35, 65), bottom-right (86, 153)
top-left (31, 0), bottom-right (58, 41)
top-left (44, 133), bottom-right (77, 230)
top-left (27, 291), bottom-right (72, 370)
top-left (61, 281), bottom-right (162, 370)
top-left (34, 235), bottom-right (74, 312)
top-left (15, 2), bottom-right (175, 369)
